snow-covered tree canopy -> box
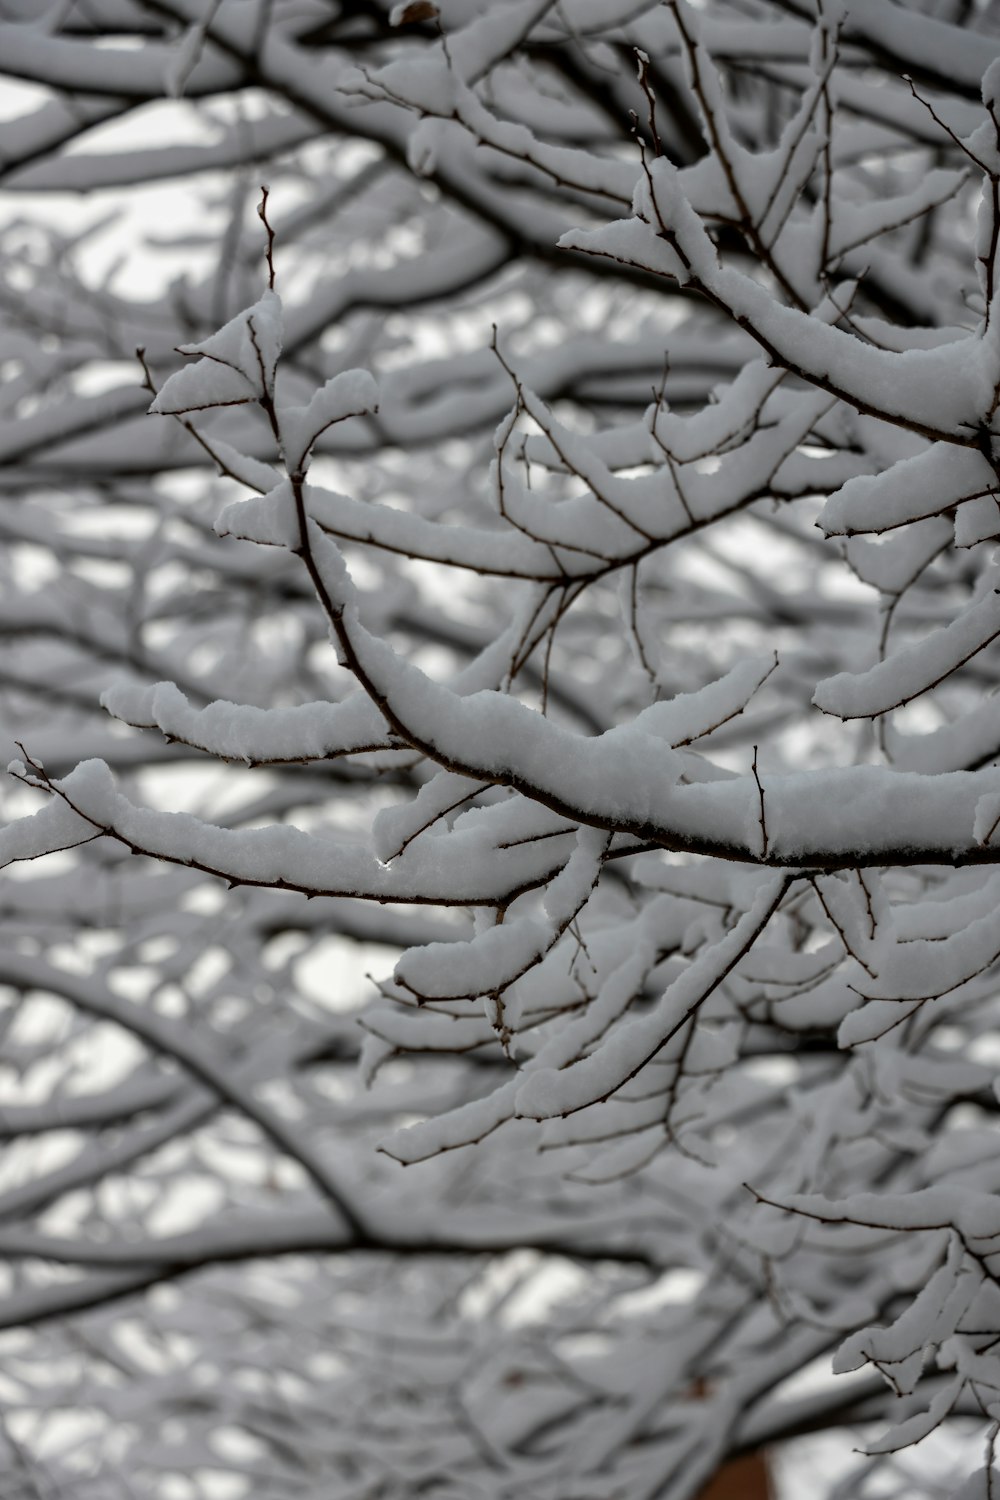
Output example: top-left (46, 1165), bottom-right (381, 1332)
top-left (4, 0), bottom-right (1000, 1495)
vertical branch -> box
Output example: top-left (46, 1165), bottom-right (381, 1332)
top-left (751, 745), bottom-right (769, 860)
top-left (635, 48), bottom-right (664, 158)
top-left (257, 185), bottom-right (276, 291)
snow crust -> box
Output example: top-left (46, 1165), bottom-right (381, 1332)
top-left (150, 291), bottom-right (283, 414)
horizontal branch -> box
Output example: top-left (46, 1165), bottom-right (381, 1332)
top-left (0, 1208), bottom-right (660, 1332)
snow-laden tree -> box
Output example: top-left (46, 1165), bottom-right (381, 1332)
top-left (5, 1), bottom-right (1000, 1496)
